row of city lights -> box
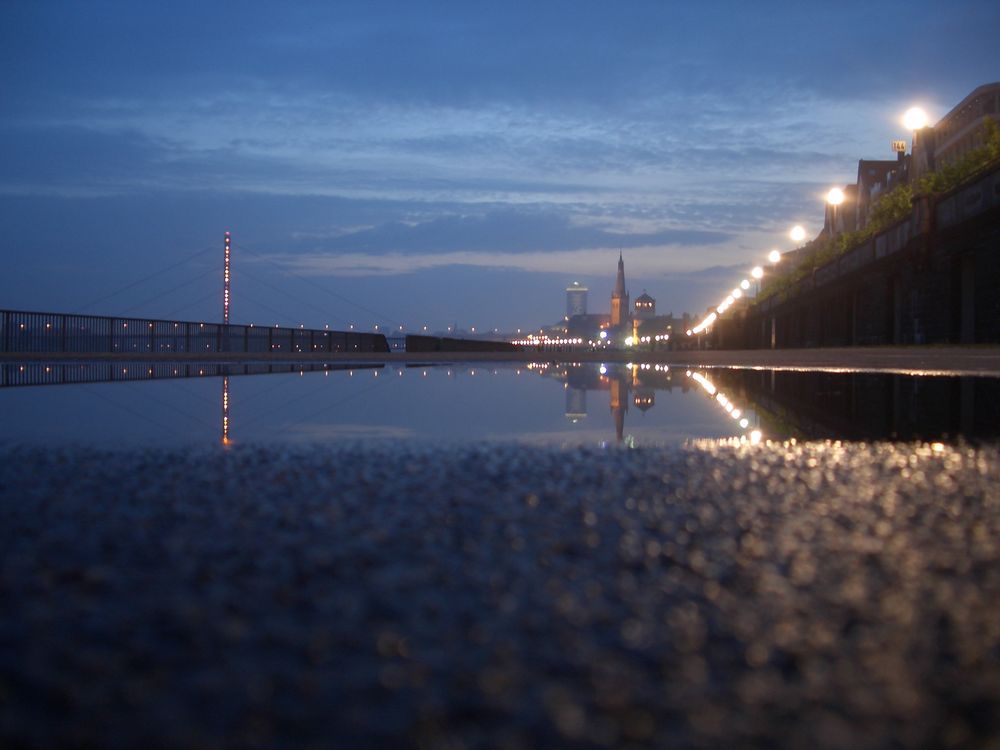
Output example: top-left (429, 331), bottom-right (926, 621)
top-left (687, 239), bottom-right (793, 335)
top-left (624, 333), bottom-right (670, 346)
top-left (687, 107), bottom-right (931, 338)
top-left (510, 335), bottom-right (586, 346)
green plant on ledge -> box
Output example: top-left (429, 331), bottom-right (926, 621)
top-left (755, 117), bottom-right (1000, 304)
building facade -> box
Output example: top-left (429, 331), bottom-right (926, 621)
top-left (634, 291), bottom-right (655, 320)
top-left (912, 82), bottom-right (1000, 180)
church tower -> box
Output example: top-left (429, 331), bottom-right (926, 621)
top-left (610, 251), bottom-right (629, 327)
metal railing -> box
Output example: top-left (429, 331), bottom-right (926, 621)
top-left (0, 309), bottom-right (390, 354)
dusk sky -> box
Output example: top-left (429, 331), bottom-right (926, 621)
top-left (2, 1), bottom-right (998, 333)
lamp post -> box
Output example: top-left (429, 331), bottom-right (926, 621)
top-left (826, 188), bottom-right (845, 236)
top-left (903, 106), bottom-right (929, 175)
top-left (903, 106), bottom-right (928, 133)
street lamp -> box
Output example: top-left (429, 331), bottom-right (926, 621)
top-left (902, 107), bottom-right (928, 132)
top-left (789, 225), bottom-right (806, 244)
top-left (826, 187), bottom-right (845, 236)
top-left (751, 265), bottom-right (764, 296)
top-left (768, 249), bottom-right (782, 264)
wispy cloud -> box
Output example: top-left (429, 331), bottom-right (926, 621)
top-left (250, 244), bottom-right (743, 277)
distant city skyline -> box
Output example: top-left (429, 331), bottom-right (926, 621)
top-left (2, 1), bottom-right (998, 332)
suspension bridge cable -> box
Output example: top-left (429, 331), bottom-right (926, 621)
top-left (161, 378), bottom-right (220, 409)
top-left (73, 244), bottom-right (215, 313)
top-left (241, 368), bottom-right (392, 428)
top-left (161, 289), bottom-right (221, 321)
top-left (237, 264), bottom-right (348, 324)
top-left (79, 384), bottom-right (185, 438)
top-left (236, 290), bottom-right (303, 327)
top-left (116, 266), bottom-right (219, 317)
top-left (235, 244), bottom-right (404, 328)
top-left (253, 371), bottom-right (393, 437)
top-left (121, 381), bottom-right (216, 431)
top-left (236, 378), bottom-right (337, 429)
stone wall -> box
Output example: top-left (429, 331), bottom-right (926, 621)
top-left (736, 166), bottom-right (1000, 348)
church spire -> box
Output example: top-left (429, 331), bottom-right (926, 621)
top-left (610, 250), bottom-right (629, 327)
top-left (612, 250), bottom-right (626, 299)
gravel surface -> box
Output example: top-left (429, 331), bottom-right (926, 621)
top-left (1, 440), bottom-right (999, 749)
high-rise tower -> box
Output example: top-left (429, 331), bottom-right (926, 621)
top-left (610, 251), bottom-right (629, 327)
top-left (566, 281), bottom-right (588, 319)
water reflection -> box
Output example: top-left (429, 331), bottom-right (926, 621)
top-left (222, 376), bottom-right (230, 446)
top-left (713, 368), bottom-right (1000, 443)
top-left (528, 362), bottom-right (761, 447)
top-left (1, 360), bottom-right (999, 447)
top-left (522, 362), bottom-right (1000, 444)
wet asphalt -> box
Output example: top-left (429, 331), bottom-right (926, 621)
top-left (1, 439), bottom-right (998, 749)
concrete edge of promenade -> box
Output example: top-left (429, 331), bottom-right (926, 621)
top-left (4, 346), bottom-right (1000, 377)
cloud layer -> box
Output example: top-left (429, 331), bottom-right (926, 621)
top-left (2, 1), bottom-right (998, 329)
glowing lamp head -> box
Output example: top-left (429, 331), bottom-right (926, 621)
top-left (768, 249), bottom-right (782, 263)
top-left (751, 266), bottom-right (764, 279)
top-left (903, 106), bottom-right (929, 131)
top-left (740, 279), bottom-right (750, 290)
top-left (826, 188), bottom-right (845, 206)
top-left (732, 288), bottom-right (742, 299)
top-left (789, 225), bottom-right (806, 243)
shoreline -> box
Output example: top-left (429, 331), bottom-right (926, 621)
top-left (4, 344), bottom-right (1000, 377)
